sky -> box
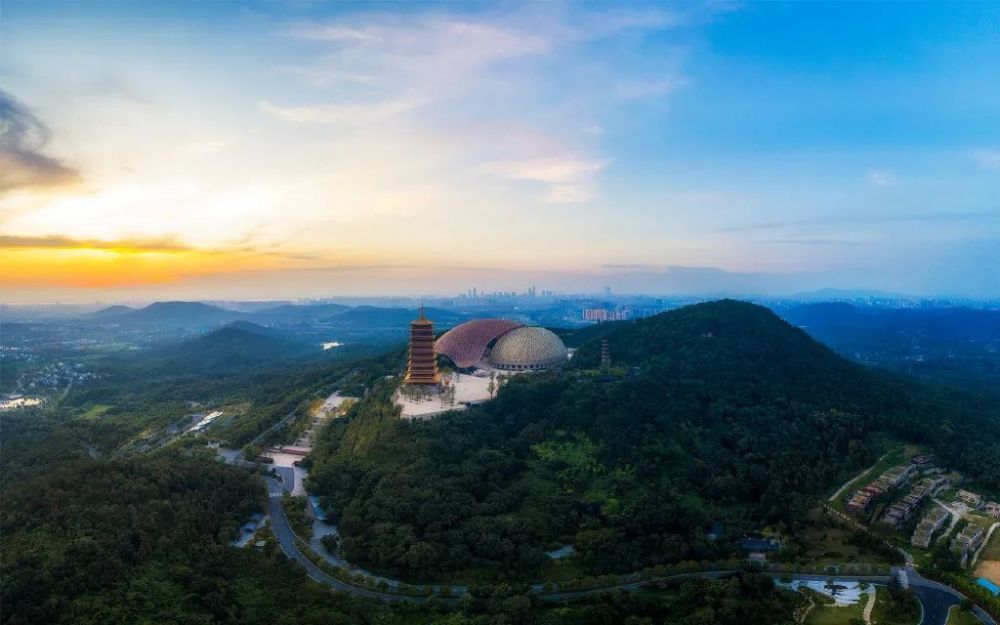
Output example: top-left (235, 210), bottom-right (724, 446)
top-left (1, 1), bottom-right (999, 302)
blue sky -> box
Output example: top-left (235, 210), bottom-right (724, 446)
top-left (1, 1), bottom-right (998, 301)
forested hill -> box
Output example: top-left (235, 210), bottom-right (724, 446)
top-left (306, 300), bottom-right (1000, 581)
top-left (566, 300), bottom-right (1000, 489)
top-left (568, 299), bottom-right (890, 409)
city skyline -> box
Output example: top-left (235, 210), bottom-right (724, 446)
top-left (2, 1), bottom-right (999, 302)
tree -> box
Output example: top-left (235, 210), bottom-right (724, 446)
top-left (241, 443), bottom-right (261, 460)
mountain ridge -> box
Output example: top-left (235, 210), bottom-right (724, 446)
top-left (305, 299), bottom-right (1000, 581)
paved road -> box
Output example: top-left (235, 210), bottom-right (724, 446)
top-left (262, 477), bottom-right (997, 624)
top-left (265, 477), bottom-right (398, 601)
top-left (863, 586), bottom-right (876, 624)
top-left (903, 565), bottom-right (998, 625)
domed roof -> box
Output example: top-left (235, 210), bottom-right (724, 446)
top-left (435, 318), bottom-right (523, 368)
top-left (489, 327), bottom-right (567, 369)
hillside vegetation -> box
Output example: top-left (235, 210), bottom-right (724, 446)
top-left (307, 301), bottom-right (1000, 581)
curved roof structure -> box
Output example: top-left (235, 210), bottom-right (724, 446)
top-left (435, 318), bottom-right (523, 368)
top-left (489, 327), bottom-right (567, 370)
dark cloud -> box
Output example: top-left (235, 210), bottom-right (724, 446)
top-left (0, 234), bottom-right (190, 252)
top-left (0, 89), bottom-right (81, 192)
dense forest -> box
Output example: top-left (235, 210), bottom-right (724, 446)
top-left (3, 299), bottom-right (999, 623)
top-left (306, 301), bottom-right (1000, 581)
top-left (0, 436), bottom-right (802, 624)
top-left (0, 345), bottom-right (404, 488)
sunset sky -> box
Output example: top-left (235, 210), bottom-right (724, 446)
top-left (2, 1), bottom-right (999, 302)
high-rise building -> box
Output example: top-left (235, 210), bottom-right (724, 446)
top-left (600, 338), bottom-right (611, 371)
top-left (405, 307), bottom-right (440, 385)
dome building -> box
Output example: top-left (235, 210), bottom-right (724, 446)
top-left (435, 319), bottom-right (567, 372)
top-left (434, 318), bottom-right (523, 368)
top-left (489, 326), bottom-right (568, 371)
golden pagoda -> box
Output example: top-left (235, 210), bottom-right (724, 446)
top-left (404, 306), bottom-right (440, 385)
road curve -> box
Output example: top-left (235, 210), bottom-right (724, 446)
top-left (904, 565), bottom-right (997, 625)
top-left (265, 477), bottom-right (401, 601)
top-left (262, 477), bottom-right (998, 624)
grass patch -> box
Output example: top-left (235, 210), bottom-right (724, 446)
top-left (281, 494), bottom-right (313, 540)
top-left (80, 404), bottom-right (112, 420)
top-left (793, 509), bottom-right (899, 568)
top-left (979, 526), bottom-right (1000, 563)
top-left (803, 594), bottom-right (866, 625)
top-left (871, 586), bottom-right (921, 625)
top-left (946, 605), bottom-right (982, 625)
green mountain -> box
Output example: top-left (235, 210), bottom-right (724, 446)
top-left (306, 300), bottom-right (1000, 581)
top-left (85, 304), bottom-right (136, 318)
top-left (141, 320), bottom-right (318, 374)
top-left (107, 301), bottom-right (245, 328)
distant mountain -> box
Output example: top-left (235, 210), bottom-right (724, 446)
top-left (789, 287), bottom-right (911, 301)
top-left (333, 306), bottom-right (465, 326)
top-left (140, 320), bottom-right (317, 374)
top-left (779, 302), bottom-right (1000, 339)
top-left (252, 303), bottom-right (352, 322)
top-left (86, 305), bottom-right (136, 318)
top-left (204, 319), bottom-right (301, 342)
top-left (85, 301), bottom-right (466, 331)
top-left (109, 301), bottom-right (246, 327)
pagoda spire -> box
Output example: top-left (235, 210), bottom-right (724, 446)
top-left (405, 306), bottom-right (439, 385)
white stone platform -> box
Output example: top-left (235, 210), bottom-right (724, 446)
top-left (393, 372), bottom-right (501, 420)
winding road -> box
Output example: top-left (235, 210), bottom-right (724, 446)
top-left (266, 477), bottom-right (396, 600)
top-left (262, 477), bottom-right (997, 623)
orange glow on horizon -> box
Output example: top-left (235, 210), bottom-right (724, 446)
top-left (0, 246), bottom-right (289, 288)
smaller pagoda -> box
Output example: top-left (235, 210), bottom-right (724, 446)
top-left (404, 306), bottom-right (440, 385)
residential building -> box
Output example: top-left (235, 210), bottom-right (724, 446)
top-left (956, 490), bottom-right (981, 507)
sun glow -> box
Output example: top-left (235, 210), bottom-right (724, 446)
top-left (0, 246), bottom-right (284, 288)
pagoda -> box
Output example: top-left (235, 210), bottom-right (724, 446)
top-left (404, 306), bottom-right (440, 385)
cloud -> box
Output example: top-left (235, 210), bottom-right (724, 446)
top-left (970, 149), bottom-right (1000, 172)
top-left (273, 6), bottom-right (685, 122)
top-left (0, 90), bottom-right (81, 192)
top-left (184, 138), bottom-right (234, 155)
top-left (615, 77), bottom-right (685, 100)
top-left (759, 238), bottom-right (861, 246)
top-left (546, 185), bottom-right (595, 204)
top-left (480, 156), bottom-right (607, 203)
top-left (600, 263), bottom-right (662, 271)
top-left (719, 210), bottom-right (996, 232)
top-left (268, 6), bottom-right (691, 207)
top-left (285, 24), bottom-right (378, 42)
top-left (0, 234), bottom-right (192, 252)
top-left (480, 157), bottom-right (607, 184)
top-left (259, 97), bottom-right (422, 125)
top-left (865, 169), bottom-right (897, 187)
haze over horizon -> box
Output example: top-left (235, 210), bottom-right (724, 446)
top-left (2, 1), bottom-right (999, 302)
